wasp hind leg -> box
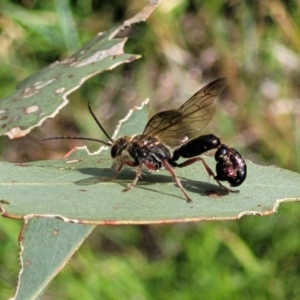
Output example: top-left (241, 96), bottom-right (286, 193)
top-left (173, 157), bottom-right (239, 194)
top-left (162, 160), bottom-right (193, 203)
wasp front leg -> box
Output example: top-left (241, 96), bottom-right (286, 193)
top-left (101, 160), bottom-right (139, 184)
top-left (100, 162), bottom-right (124, 182)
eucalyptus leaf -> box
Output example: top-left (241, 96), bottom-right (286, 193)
top-left (14, 218), bottom-right (93, 300)
top-left (4, 2), bottom-right (161, 299)
top-left (0, 0), bottom-right (159, 139)
top-left (1, 100), bottom-right (300, 224)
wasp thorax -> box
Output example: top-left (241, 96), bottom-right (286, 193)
top-left (111, 137), bottom-right (131, 158)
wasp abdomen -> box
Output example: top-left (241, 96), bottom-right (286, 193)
top-left (172, 134), bottom-right (221, 161)
top-left (214, 145), bottom-right (247, 187)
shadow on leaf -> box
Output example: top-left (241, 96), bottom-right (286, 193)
top-left (74, 167), bottom-right (230, 201)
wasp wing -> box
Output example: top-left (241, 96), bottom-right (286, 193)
top-left (142, 78), bottom-right (227, 148)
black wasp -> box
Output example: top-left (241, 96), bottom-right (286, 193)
top-left (44, 78), bottom-right (247, 203)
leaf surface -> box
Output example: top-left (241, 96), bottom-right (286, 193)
top-left (0, 0), bottom-right (159, 139)
top-left (13, 218), bottom-right (93, 300)
top-left (1, 101), bottom-right (300, 224)
top-left (4, 2), bottom-right (160, 299)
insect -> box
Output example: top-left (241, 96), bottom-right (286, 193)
top-left (43, 78), bottom-right (247, 203)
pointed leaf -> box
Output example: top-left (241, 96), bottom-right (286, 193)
top-left (13, 218), bottom-right (93, 300)
top-left (0, 0), bottom-right (159, 139)
top-left (1, 100), bottom-right (300, 224)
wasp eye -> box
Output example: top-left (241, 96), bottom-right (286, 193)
top-left (111, 138), bottom-right (128, 158)
top-left (111, 144), bottom-right (118, 158)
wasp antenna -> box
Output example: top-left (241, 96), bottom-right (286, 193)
top-left (42, 136), bottom-right (112, 147)
top-left (88, 102), bottom-right (114, 142)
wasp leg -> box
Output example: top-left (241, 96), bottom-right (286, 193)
top-left (162, 160), bottom-right (193, 203)
top-left (100, 162), bottom-right (125, 182)
top-left (100, 160), bottom-right (139, 182)
top-left (173, 157), bottom-right (239, 194)
top-left (122, 162), bottom-right (143, 192)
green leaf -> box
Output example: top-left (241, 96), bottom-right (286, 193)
top-left (14, 218), bottom-right (93, 300)
top-left (1, 2), bottom-right (160, 299)
top-left (0, 0), bottom-right (159, 139)
top-left (1, 99), bottom-right (300, 224)
top-left (4, 93), bottom-right (300, 298)
top-left (1, 157), bottom-right (300, 223)
top-left (3, 99), bottom-right (149, 299)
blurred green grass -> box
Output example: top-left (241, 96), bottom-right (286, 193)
top-left (1, 0), bottom-right (300, 299)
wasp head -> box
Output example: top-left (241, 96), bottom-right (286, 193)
top-left (111, 136), bottom-right (131, 159)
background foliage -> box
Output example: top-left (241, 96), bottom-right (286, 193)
top-left (1, 0), bottom-right (300, 299)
